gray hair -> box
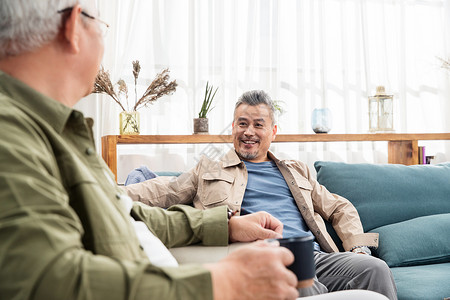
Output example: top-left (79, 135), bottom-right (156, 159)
top-left (0, 0), bottom-right (86, 59)
top-left (234, 90), bottom-right (276, 125)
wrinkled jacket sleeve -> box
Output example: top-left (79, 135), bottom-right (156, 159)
top-left (131, 202), bottom-right (229, 248)
top-left (124, 163), bottom-right (202, 208)
top-left (0, 110), bottom-right (227, 300)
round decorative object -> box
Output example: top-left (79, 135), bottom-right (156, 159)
top-left (311, 108), bottom-right (332, 134)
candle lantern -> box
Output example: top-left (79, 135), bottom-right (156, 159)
top-left (368, 86), bottom-right (394, 132)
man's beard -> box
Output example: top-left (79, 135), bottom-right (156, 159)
top-left (236, 149), bottom-right (258, 161)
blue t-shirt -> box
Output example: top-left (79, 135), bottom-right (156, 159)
top-left (242, 160), bottom-right (320, 251)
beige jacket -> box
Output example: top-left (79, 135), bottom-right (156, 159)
top-left (125, 150), bottom-right (379, 252)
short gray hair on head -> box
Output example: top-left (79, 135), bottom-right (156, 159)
top-left (234, 90), bottom-right (276, 125)
top-left (0, 0), bottom-right (87, 59)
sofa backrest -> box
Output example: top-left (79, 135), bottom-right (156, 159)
top-left (314, 161), bottom-right (450, 233)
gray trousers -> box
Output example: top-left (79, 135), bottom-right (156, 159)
top-left (299, 252), bottom-right (397, 300)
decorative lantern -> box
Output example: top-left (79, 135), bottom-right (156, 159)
top-left (368, 86), bottom-right (394, 132)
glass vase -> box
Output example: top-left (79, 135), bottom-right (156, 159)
top-left (311, 108), bottom-right (332, 134)
top-left (119, 111), bottom-right (140, 135)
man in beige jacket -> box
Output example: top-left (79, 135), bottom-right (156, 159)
top-left (125, 90), bottom-right (397, 299)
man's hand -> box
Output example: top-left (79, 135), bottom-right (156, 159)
top-left (228, 211), bottom-right (283, 243)
top-left (205, 241), bottom-right (299, 300)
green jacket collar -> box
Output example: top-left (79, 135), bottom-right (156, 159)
top-left (0, 70), bottom-right (73, 134)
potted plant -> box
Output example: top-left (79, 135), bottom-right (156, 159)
top-left (194, 81), bottom-right (218, 134)
top-left (93, 61), bottom-right (177, 135)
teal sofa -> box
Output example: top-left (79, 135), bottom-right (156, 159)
top-left (314, 161), bottom-right (450, 300)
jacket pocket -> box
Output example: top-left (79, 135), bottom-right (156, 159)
top-left (292, 173), bottom-right (313, 191)
top-left (291, 172), bottom-right (315, 211)
top-left (199, 172), bottom-right (235, 206)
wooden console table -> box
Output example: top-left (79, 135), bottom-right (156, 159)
top-left (102, 133), bottom-right (450, 180)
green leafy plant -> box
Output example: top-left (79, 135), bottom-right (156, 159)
top-left (198, 81), bottom-right (218, 118)
top-left (273, 100), bottom-right (286, 116)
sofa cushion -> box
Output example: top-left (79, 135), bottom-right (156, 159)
top-left (369, 213), bottom-right (450, 267)
top-left (391, 263), bottom-right (450, 300)
top-left (314, 161), bottom-right (450, 232)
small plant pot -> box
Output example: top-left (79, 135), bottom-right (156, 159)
top-left (193, 118), bottom-right (209, 134)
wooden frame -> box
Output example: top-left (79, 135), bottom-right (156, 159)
top-left (102, 133), bottom-right (450, 181)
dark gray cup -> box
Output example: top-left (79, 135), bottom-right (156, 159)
top-left (268, 235), bottom-right (316, 288)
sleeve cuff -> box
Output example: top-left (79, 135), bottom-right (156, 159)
top-left (153, 264), bottom-right (214, 300)
top-left (342, 232), bottom-right (379, 251)
top-left (201, 206), bottom-right (229, 246)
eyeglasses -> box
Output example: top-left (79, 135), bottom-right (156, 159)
top-left (57, 7), bottom-right (109, 37)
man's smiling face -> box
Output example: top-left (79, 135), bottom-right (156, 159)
top-left (232, 103), bottom-right (277, 163)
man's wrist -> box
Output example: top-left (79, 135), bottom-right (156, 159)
top-left (227, 208), bottom-right (237, 220)
top-left (350, 246), bottom-right (371, 255)
top-left (227, 208), bottom-right (235, 243)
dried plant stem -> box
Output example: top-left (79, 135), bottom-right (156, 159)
top-left (92, 64), bottom-right (177, 113)
top-left (93, 67), bottom-right (126, 111)
top-left (132, 60), bottom-right (141, 107)
top-left (117, 79), bottom-right (129, 111)
top-left (438, 57), bottom-right (450, 71)
top-left (133, 68), bottom-right (177, 111)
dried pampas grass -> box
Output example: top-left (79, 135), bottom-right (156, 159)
top-left (438, 57), bottom-right (450, 72)
top-left (92, 61), bottom-right (177, 112)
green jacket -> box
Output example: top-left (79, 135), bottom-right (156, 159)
top-left (0, 71), bottom-right (228, 300)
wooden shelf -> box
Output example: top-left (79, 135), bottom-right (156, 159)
top-left (102, 133), bottom-right (450, 181)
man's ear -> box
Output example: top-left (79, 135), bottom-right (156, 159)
top-left (63, 4), bottom-right (82, 54)
top-left (272, 124), bottom-right (277, 141)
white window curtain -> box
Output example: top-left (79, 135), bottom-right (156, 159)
top-left (76, 0), bottom-right (450, 182)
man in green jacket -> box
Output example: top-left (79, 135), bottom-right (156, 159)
top-left (0, 1), bottom-right (300, 299)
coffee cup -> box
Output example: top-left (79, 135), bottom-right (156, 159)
top-left (267, 235), bottom-right (315, 288)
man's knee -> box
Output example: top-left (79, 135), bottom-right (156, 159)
top-left (364, 257), bottom-right (392, 279)
top-left (298, 276), bottom-right (328, 297)
top-left (356, 256), bottom-right (397, 300)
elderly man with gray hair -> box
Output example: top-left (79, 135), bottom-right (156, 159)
top-left (126, 90), bottom-right (397, 299)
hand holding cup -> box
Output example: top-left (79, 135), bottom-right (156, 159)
top-left (267, 235), bottom-right (316, 288)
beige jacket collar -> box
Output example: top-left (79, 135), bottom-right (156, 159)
top-left (221, 148), bottom-right (286, 168)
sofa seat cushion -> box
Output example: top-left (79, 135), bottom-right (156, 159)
top-left (369, 213), bottom-right (450, 267)
top-left (391, 263), bottom-right (450, 300)
top-left (314, 161), bottom-right (450, 232)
